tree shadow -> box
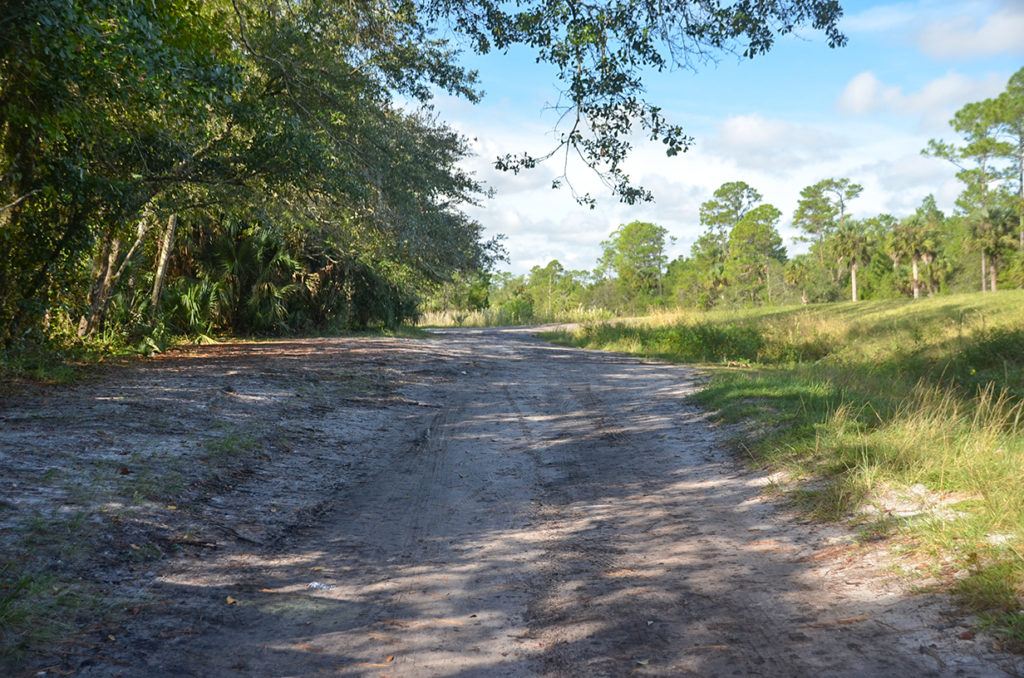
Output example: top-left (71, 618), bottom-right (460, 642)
top-left (6, 329), bottom-right (1020, 677)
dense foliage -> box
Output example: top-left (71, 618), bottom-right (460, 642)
top-left (0, 0), bottom-right (848, 357)
top-left (1, 0), bottom-right (500, 355)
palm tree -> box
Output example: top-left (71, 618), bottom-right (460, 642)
top-left (887, 215), bottom-right (938, 299)
top-left (784, 255), bottom-right (813, 305)
top-left (210, 221), bottom-right (302, 333)
top-left (967, 205), bottom-right (1017, 292)
top-left (829, 220), bottom-right (873, 302)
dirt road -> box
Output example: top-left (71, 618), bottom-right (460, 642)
top-left (4, 328), bottom-right (1021, 676)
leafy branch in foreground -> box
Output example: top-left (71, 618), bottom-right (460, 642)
top-left (430, 0), bottom-right (847, 205)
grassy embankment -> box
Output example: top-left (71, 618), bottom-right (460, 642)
top-left (542, 290), bottom-right (1024, 648)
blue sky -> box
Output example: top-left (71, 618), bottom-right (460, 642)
top-left (430, 0), bottom-right (1024, 275)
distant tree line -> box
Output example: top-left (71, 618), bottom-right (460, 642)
top-left (427, 67), bottom-right (1024, 319)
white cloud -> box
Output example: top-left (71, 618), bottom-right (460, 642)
top-left (465, 184), bottom-right (622, 274)
top-left (836, 72), bottom-right (901, 115)
top-left (853, 153), bottom-right (956, 214)
top-left (836, 70), bottom-right (1006, 126)
top-left (705, 114), bottom-right (846, 173)
top-left (916, 3), bottom-right (1024, 59)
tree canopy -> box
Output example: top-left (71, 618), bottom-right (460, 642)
top-left (1, 0), bottom-right (850, 351)
top-left (599, 221), bottom-right (672, 298)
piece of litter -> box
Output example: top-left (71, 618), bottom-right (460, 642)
top-left (636, 658), bottom-right (649, 665)
top-left (307, 581), bottom-right (334, 591)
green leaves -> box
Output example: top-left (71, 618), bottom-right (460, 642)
top-left (599, 221), bottom-right (672, 298)
top-left (1, 0), bottom-right (849, 349)
top-left (427, 0), bottom-right (845, 204)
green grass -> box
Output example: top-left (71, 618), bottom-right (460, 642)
top-left (0, 567), bottom-right (95, 661)
top-left (1, 510), bottom-right (112, 667)
top-left (202, 430), bottom-right (260, 460)
top-left (543, 290), bottom-right (1024, 648)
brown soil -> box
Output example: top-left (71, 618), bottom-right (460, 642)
top-left (1, 328), bottom-right (1021, 677)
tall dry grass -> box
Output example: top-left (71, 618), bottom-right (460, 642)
top-left (542, 290), bottom-right (1024, 647)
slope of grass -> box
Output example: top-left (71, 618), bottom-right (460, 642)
top-left (543, 290), bottom-right (1024, 649)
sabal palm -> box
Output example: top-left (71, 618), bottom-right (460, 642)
top-left (830, 221), bottom-right (873, 302)
top-left (210, 222), bottom-right (302, 333)
top-left (967, 206), bottom-right (1017, 291)
top-left (887, 215), bottom-right (938, 299)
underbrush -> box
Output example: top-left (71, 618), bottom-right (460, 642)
top-left (543, 290), bottom-right (1024, 648)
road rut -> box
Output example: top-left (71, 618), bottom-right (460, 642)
top-left (15, 328), bottom-right (1021, 677)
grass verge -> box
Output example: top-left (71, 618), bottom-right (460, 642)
top-left (543, 290), bottom-right (1024, 650)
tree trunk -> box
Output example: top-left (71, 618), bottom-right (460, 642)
top-left (851, 262), bottom-right (858, 302)
top-left (548, 275), bottom-right (553, 317)
top-left (79, 237), bottom-right (120, 336)
top-left (981, 251), bottom-right (988, 292)
top-left (911, 256), bottom-right (920, 300)
top-left (150, 213), bottom-right (178, 319)
top-left (990, 259), bottom-right (998, 292)
top-left (81, 215), bottom-right (154, 336)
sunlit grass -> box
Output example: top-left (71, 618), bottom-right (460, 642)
top-left (542, 290), bottom-right (1024, 646)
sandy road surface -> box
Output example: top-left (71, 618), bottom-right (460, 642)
top-left (5, 328), bottom-right (1021, 677)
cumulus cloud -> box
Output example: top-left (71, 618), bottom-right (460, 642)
top-left (464, 184), bottom-right (624, 274)
top-left (836, 70), bottom-right (1007, 125)
top-left (853, 154), bottom-right (956, 214)
top-left (705, 114), bottom-right (846, 173)
top-left (916, 2), bottom-right (1024, 59)
top-left (836, 72), bottom-right (901, 115)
